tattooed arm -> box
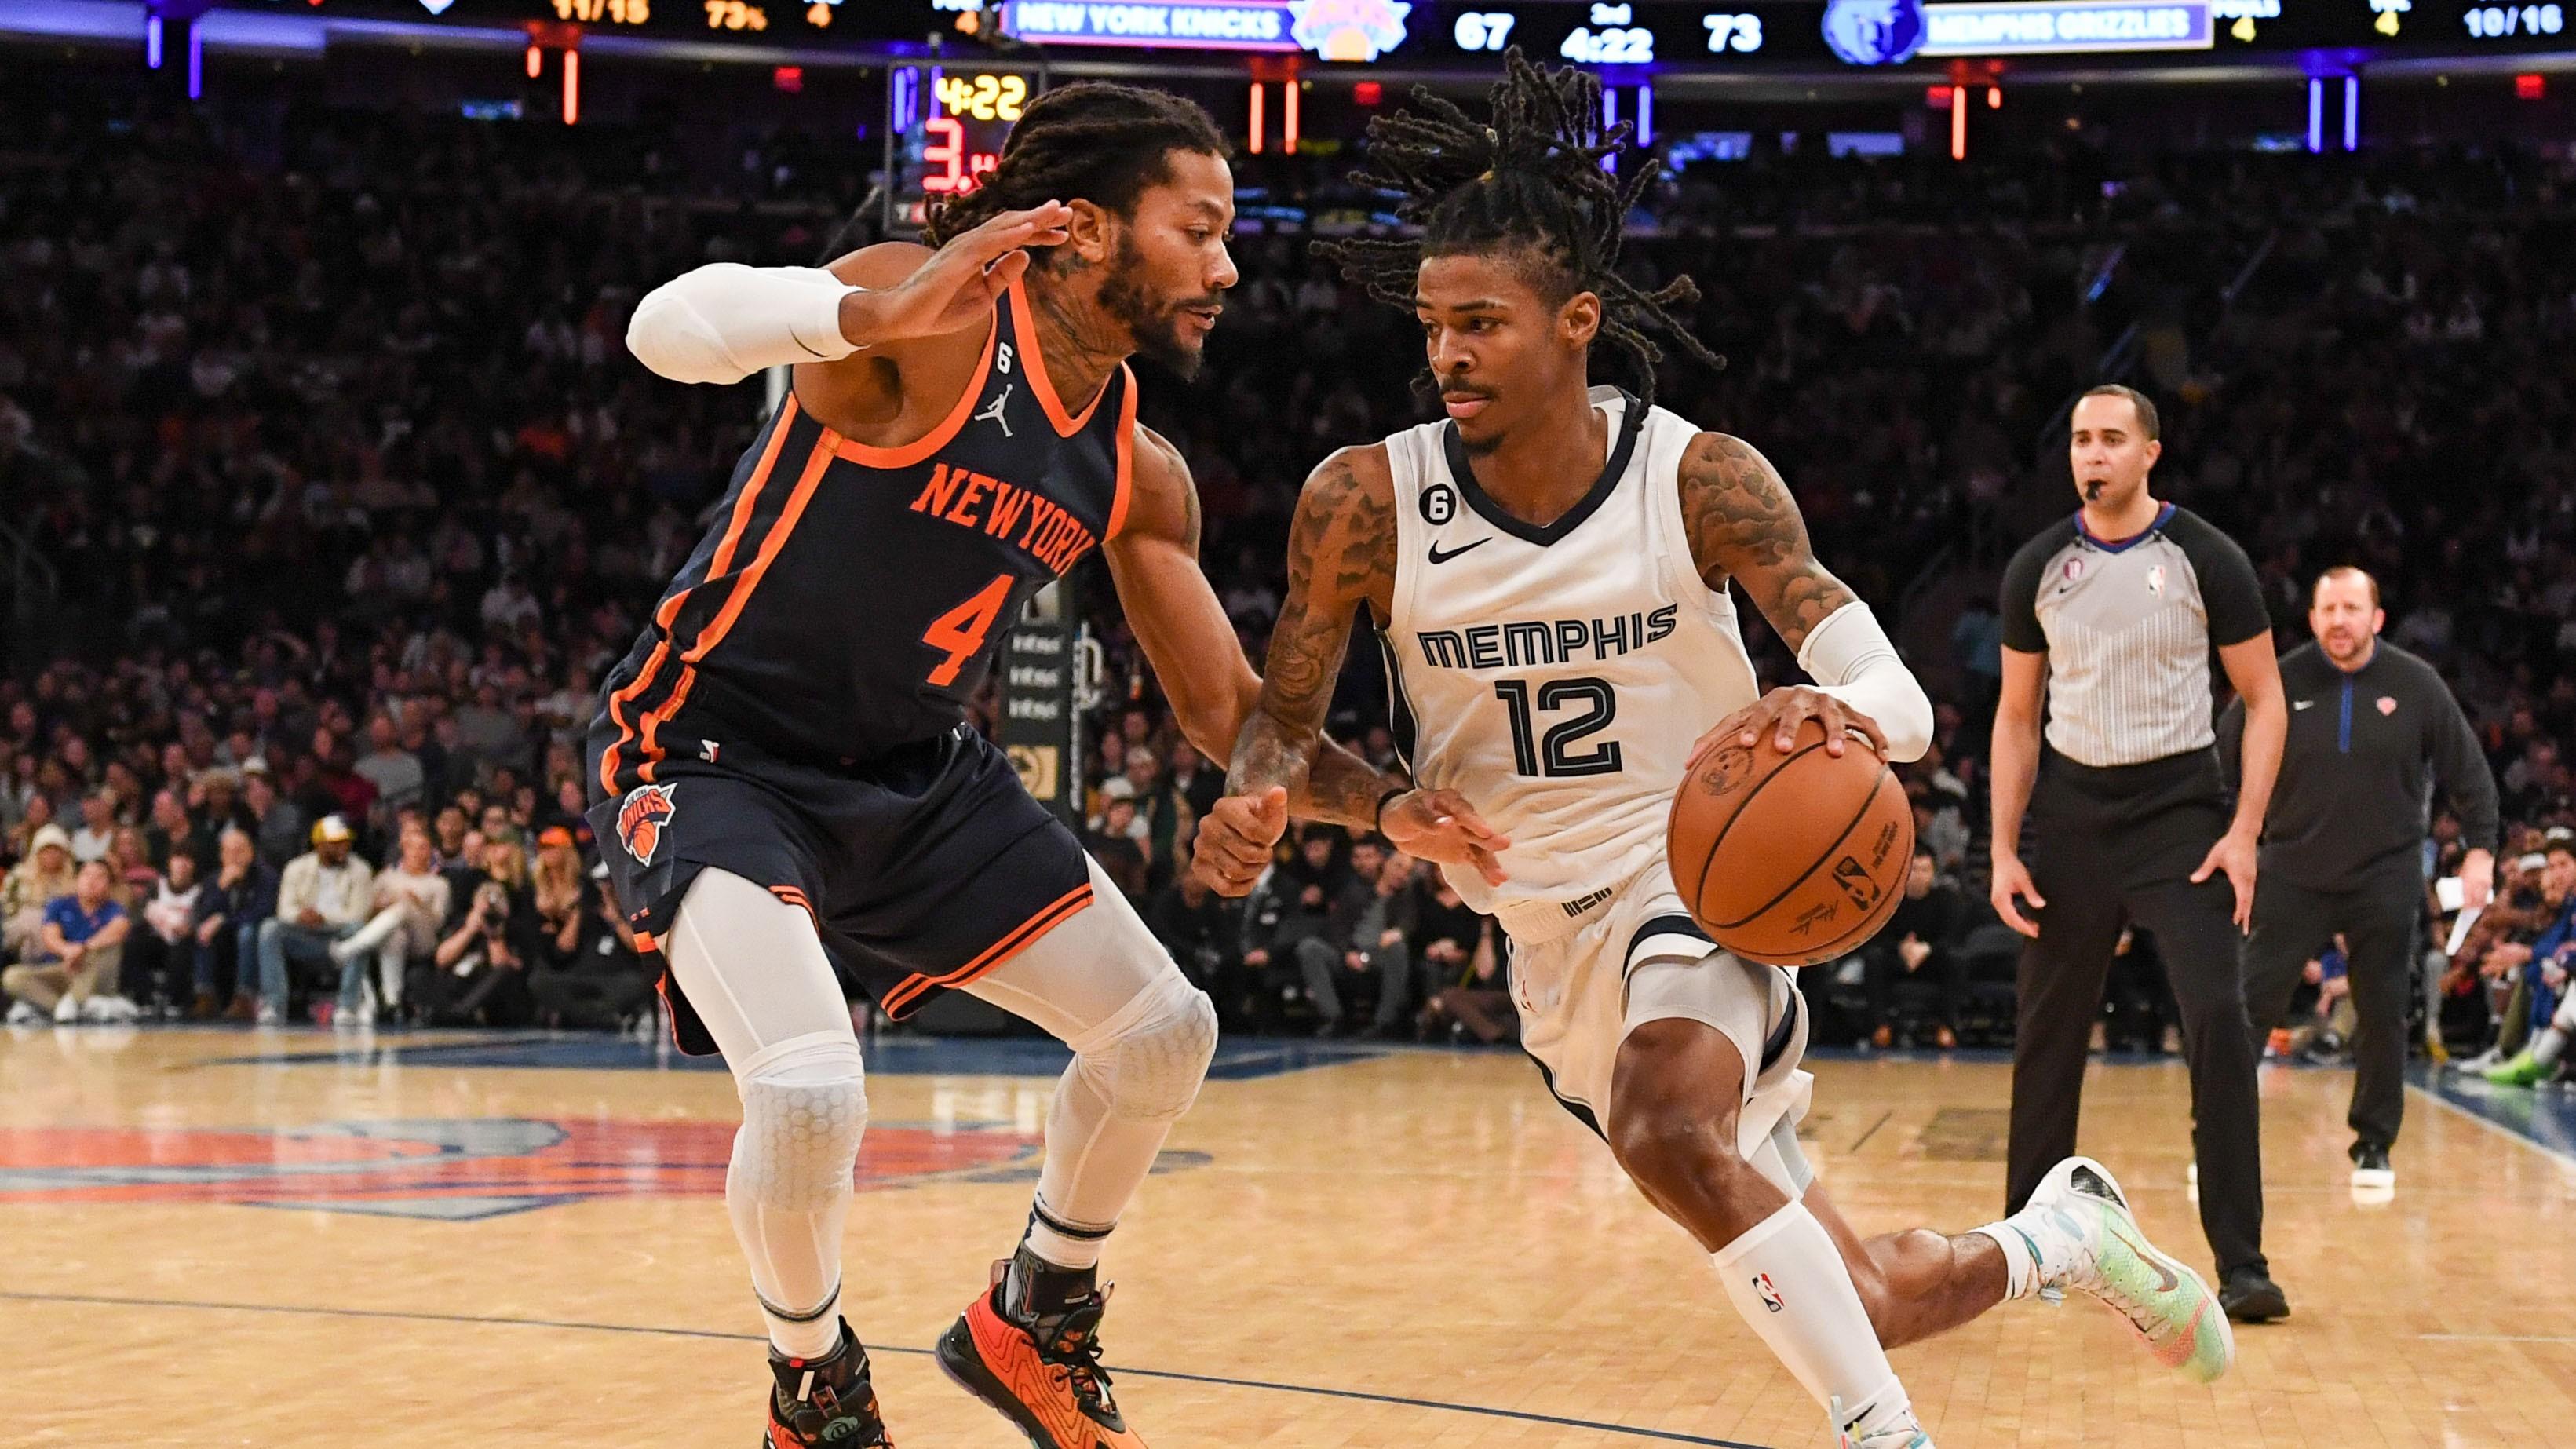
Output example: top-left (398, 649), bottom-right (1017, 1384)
top-left (1680, 431), bottom-right (1931, 761)
top-left (1104, 427), bottom-right (1402, 830)
top-left (1195, 445), bottom-right (1508, 897)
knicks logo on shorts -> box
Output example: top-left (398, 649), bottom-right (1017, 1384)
top-left (618, 783), bottom-right (677, 867)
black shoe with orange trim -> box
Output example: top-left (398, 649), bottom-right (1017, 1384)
top-left (764, 1319), bottom-right (896, 1449)
top-left (935, 1249), bottom-right (1144, 1449)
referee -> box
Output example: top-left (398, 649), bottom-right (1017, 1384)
top-left (2219, 565), bottom-right (2498, 1195)
top-left (1989, 385), bottom-right (2291, 1323)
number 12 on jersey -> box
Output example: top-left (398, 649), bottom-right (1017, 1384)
top-left (1494, 677), bottom-right (1622, 777)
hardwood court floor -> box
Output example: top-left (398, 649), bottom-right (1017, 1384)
top-left (4, 1026), bottom-right (2573, 1448)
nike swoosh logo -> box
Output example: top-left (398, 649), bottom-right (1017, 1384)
top-left (2109, 1228), bottom-right (2180, 1293)
top-left (2293, 699), bottom-right (2315, 710)
top-left (1428, 539), bottom-right (1489, 564)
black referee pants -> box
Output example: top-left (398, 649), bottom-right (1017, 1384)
top-left (2007, 749), bottom-right (2267, 1279)
top-left (2242, 852), bottom-right (2425, 1155)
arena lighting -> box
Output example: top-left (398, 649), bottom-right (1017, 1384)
top-left (525, 42), bottom-right (542, 77)
top-left (1354, 78), bottom-right (1381, 104)
top-left (2517, 72), bottom-right (2545, 98)
top-left (1987, 84), bottom-right (2002, 107)
top-left (1635, 83), bottom-right (1652, 144)
top-left (774, 64), bottom-right (803, 91)
top-left (146, 13), bottom-right (162, 68)
top-left (187, 21), bottom-right (201, 99)
top-left (1247, 79), bottom-right (1264, 152)
top-left (1601, 85), bottom-right (1618, 172)
top-left (563, 47), bottom-right (578, 126)
top-left (1950, 84), bottom-right (1967, 158)
top-left (1283, 78), bottom-right (1299, 152)
top-left (2305, 74), bottom-right (2322, 153)
top-left (1926, 83), bottom-right (1954, 105)
top-left (2343, 74), bottom-right (2359, 149)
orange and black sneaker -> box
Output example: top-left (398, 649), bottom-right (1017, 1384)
top-left (764, 1318), bottom-right (896, 1448)
top-left (935, 1249), bottom-right (1145, 1448)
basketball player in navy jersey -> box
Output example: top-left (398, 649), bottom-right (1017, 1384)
top-left (1199, 55), bottom-right (2230, 1447)
top-left (605, 85), bottom-right (1502, 1449)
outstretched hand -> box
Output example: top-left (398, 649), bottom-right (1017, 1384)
top-left (850, 202), bottom-right (1073, 343)
top-left (1688, 685), bottom-right (1886, 766)
top-left (1381, 787), bottom-right (1511, 888)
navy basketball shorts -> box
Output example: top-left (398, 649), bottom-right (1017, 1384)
top-left (586, 721), bottom-right (1093, 1054)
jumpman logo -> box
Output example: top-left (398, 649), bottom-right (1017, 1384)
top-left (975, 384), bottom-right (1014, 437)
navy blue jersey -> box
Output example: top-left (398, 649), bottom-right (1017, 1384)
top-left (597, 279), bottom-right (1136, 792)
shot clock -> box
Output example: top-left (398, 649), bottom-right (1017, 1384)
top-left (888, 64), bottom-right (1043, 231)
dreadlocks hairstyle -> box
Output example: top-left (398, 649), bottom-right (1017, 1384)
top-left (1319, 48), bottom-right (1720, 409)
top-left (921, 82), bottom-right (1230, 251)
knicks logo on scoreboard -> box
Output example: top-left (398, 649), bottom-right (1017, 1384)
top-left (618, 783), bottom-right (677, 866)
top-left (1288, 0), bottom-right (1410, 60)
top-left (0, 1119), bottom-right (1048, 1221)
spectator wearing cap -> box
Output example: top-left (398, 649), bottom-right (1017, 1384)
top-left (192, 826), bottom-right (275, 1019)
top-left (5, 858), bottom-right (134, 1025)
top-left (2, 822), bottom-right (77, 962)
top-left (254, 815), bottom-right (375, 1025)
top-left (327, 819), bottom-right (451, 1024)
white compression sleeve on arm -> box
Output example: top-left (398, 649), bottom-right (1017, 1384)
top-left (1797, 600), bottom-right (1933, 764)
top-left (625, 262), bottom-right (860, 385)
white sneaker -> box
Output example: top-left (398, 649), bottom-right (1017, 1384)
top-left (82, 995), bottom-right (141, 1024)
top-left (255, 1003), bottom-right (283, 1027)
top-left (1834, 1398), bottom-right (1934, 1448)
top-left (2020, 1156), bottom-right (2235, 1384)
top-left (53, 995), bottom-right (80, 1024)
top-left (6, 1000), bottom-right (42, 1027)
top-left (2454, 1047), bottom-right (2502, 1075)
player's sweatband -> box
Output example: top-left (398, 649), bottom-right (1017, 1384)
top-left (1797, 600), bottom-right (1932, 764)
top-left (625, 262), bottom-right (861, 385)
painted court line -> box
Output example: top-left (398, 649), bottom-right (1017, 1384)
top-left (0, 1288), bottom-right (1771, 1447)
top-left (2405, 1075), bottom-right (2576, 1173)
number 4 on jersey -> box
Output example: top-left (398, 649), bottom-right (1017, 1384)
top-left (921, 573), bottom-right (1013, 687)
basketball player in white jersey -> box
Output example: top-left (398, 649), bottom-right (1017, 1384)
top-left (1199, 53), bottom-right (2233, 1447)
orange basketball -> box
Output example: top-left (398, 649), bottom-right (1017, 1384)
top-left (1666, 717), bottom-right (1914, 968)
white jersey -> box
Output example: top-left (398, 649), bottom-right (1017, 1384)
top-left (1379, 386), bottom-right (1760, 935)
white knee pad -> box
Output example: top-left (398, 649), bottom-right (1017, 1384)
top-left (1067, 971), bottom-right (1217, 1125)
top-left (732, 1031), bottom-right (869, 1214)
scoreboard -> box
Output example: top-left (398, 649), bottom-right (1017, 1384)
top-left (888, 64), bottom-right (1044, 229)
top-left (205, 0), bottom-right (2574, 57)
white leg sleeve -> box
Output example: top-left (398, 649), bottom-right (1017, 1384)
top-left (668, 869), bottom-right (867, 1358)
top-left (1713, 1201), bottom-right (1920, 1442)
top-left (962, 856), bottom-right (1217, 1270)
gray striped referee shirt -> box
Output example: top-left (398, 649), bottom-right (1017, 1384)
top-left (1999, 503), bottom-right (2270, 768)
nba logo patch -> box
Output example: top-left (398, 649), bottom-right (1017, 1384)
top-left (1753, 1272), bottom-right (1786, 1313)
top-left (2377, 696), bottom-right (2397, 716)
top-left (2146, 564), bottom-right (2166, 597)
top-left (617, 783), bottom-right (677, 867)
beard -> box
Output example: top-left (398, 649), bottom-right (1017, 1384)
top-left (1099, 234), bottom-right (1210, 381)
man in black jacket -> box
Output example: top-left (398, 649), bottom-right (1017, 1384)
top-left (2220, 566), bottom-right (2499, 1195)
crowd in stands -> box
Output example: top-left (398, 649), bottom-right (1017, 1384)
top-left (2, 75), bottom-right (2573, 1073)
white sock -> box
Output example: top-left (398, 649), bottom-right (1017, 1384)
top-left (1023, 1198), bottom-right (1111, 1272)
top-left (2534, 1026), bottom-right (2569, 1068)
top-left (1712, 1200), bottom-right (1916, 1440)
top-left (1968, 1219), bottom-right (2041, 1301)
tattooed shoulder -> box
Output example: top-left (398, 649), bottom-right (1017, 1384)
top-left (1677, 430), bottom-right (1854, 650)
top-left (1289, 444), bottom-right (1399, 619)
top-left (1129, 425), bottom-right (1201, 554)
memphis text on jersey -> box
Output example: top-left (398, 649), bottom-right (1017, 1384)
top-left (907, 461), bottom-right (1100, 575)
top-left (1414, 605), bottom-right (1682, 672)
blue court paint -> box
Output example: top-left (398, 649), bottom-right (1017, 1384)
top-left (2408, 1064), bottom-right (2576, 1168)
top-left (0, 1290), bottom-right (1775, 1447)
top-left (192, 1031), bottom-right (1385, 1081)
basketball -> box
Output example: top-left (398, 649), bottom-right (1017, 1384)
top-left (1667, 718), bottom-right (1914, 968)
